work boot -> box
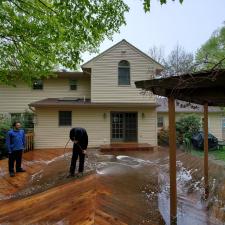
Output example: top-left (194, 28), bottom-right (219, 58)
top-left (67, 173), bottom-right (75, 178)
top-left (16, 168), bottom-right (26, 173)
top-left (10, 172), bottom-right (15, 177)
top-left (77, 172), bottom-right (83, 178)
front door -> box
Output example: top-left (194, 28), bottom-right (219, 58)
top-left (111, 112), bottom-right (137, 142)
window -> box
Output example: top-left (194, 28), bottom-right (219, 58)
top-left (69, 79), bottom-right (77, 90)
top-left (23, 113), bottom-right (34, 129)
top-left (11, 113), bottom-right (22, 123)
top-left (157, 116), bottom-right (164, 128)
top-left (33, 80), bottom-right (43, 90)
top-left (59, 111), bottom-right (72, 126)
top-left (11, 113), bottom-right (34, 129)
top-left (118, 60), bottom-right (130, 85)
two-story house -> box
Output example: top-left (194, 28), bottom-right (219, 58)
top-left (0, 40), bottom-right (163, 149)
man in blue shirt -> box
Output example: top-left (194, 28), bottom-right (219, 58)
top-left (6, 121), bottom-right (26, 177)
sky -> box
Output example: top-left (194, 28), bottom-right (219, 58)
top-left (81, 0), bottom-right (225, 64)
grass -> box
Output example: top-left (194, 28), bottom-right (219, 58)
top-left (189, 146), bottom-right (225, 162)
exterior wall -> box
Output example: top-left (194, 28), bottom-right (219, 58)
top-left (209, 113), bottom-right (223, 140)
top-left (222, 117), bottom-right (225, 140)
top-left (89, 42), bottom-right (158, 103)
top-left (157, 112), bottom-right (223, 140)
top-left (34, 107), bottom-right (157, 149)
top-left (0, 77), bottom-right (90, 113)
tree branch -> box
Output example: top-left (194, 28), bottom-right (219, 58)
top-left (10, 0), bottom-right (31, 15)
top-left (211, 57), bottom-right (225, 70)
top-left (37, 0), bottom-right (57, 14)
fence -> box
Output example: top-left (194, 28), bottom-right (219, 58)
top-left (25, 132), bottom-right (34, 152)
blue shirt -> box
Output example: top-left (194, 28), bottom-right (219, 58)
top-left (6, 129), bottom-right (25, 153)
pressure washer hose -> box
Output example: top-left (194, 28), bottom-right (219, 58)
top-left (63, 138), bottom-right (71, 159)
top-left (63, 139), bottom-right (88, 159)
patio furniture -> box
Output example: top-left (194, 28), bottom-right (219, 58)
top-left (218, 140), bottom-right (225, 150)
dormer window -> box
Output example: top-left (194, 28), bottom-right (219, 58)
top-left (118, 60), bottom-right (130, 85)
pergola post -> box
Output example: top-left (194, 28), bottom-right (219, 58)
top-left (168, 96), bottom-right (177, 224)
top-left (204, 102), bottom-right (209, 199)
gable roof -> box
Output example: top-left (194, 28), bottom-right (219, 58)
top-left (82, 39), bottom-right (164, 69)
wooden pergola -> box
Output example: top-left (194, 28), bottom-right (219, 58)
top-left (135, 69), bottom-right (225, 224)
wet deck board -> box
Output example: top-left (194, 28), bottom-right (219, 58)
top-left (0, 149), bottom-right (70, 196)
top-left (100, 143), bottom-right (154, 151)
top-left (0, 174), bottom-right (134, 224)
top-left (0, 148), bottom-right (161, 225)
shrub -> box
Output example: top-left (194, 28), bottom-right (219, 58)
top-left (158, 128), bottom-right (169, 146)
top-left (176, 115), bottom-right (201, 145)
top-left (0, 116), bottom-right (11, 158)
top-left (0, 116), bottom-right (11, 139)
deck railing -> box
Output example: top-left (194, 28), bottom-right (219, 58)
top-left (25, 132), bottom-right (34, 152)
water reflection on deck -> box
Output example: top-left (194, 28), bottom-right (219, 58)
top-left (0, 148), bottom-right (225, 224)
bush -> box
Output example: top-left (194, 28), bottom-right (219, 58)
top-left (176, 115), bottom-right (201, 145)
top-left (158, 128), bottom-right (169, 146)
top-left (0, 116), bottom-right (11, 159)
top-left (157, 115), bottom-right (201, 148)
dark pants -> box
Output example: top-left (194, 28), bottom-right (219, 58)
top-left (8, 150), bottom-right (23, 173)
top-left (69, 145), bottom-right (85, 175)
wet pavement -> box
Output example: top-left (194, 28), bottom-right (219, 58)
top-left (1, 148), bottom-right (225, 224)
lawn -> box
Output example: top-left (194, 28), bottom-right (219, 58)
top-left (189, 146), bottom-right (225, 162)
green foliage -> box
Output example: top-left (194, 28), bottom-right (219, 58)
top-left (176, 115), bottom-right (201, 144)
top-left (191, 147), bottom-right (225, 162)
top-left (0, 115), bottom-right (11, 139)
top-left (10, 111), bottom-right (34, 130)
top-left (0, 0), bottom-right (129, 85)
top-left (0, 115), bottom-right (11, 157)
top-left (157, 128), bottom-right (169, 146)
top-left (196, 24), bottom-right (225, 70)
top-left (143, 0), bottom-right (183, 12)
top-left (157, 115), bottom-right (201, 147)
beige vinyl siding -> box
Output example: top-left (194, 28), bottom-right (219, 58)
top-left (139, 108), bottom-right (157, 145)
top-left (157, 112), bottom-right (223, 140)
top-left (208, 113), bottom-right (223, 140)
top-left (90, 42), bottom-right (157, 103)
top-left (34, 107), bottom-right (157, 149)
top-left (0, 78), bottom-right (90, 113)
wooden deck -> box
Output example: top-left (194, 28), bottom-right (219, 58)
top-left (100, 143), bottom-right (154, 151)
top-left (0, 174), bottom-right (127, 225)
top-left (0, 148), bottom-right (66, 197)
top-left (0, 148), bottom-right (162, 225)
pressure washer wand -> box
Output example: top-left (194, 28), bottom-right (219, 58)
top-left (64, 138), bottom-right (71, 157)
top-left (64, 139), bottom-right (88, 158)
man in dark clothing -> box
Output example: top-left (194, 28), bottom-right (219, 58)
top-left (68, 127), bottom-right (88, 178)
top-left (6, 121), bottom-right (26, 177)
